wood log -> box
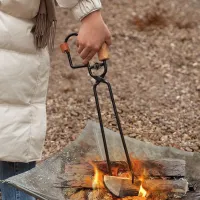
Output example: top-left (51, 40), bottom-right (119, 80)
top-left (87, 190), bottom-right (147, 200)
top-left (69, 190), bottom-right (146, 200)
top-left (104, 176), bottom-right (188, 198)
top-left (87, 190), bottom-right (146, 200)
top-left (65, 159), bottom-right (185, 178)
top-left (60, 159), bottom-right (186, 198)
top-left (104, 176), bottom-right (139, 197)
top-left (55, 173), bottom-right (136, 191)
top-left (65, 161), bottom-right (128, 176)
top-left (133, 159), bottom-right (186, 177)
top-left (143, 179), bottom-right (188, 194)
top-left (55, 173), bottom-right (188, 197)
top-left (125, 192), bottom-right (200, 200)
top-left (54, 174), bottom-right (94, 188)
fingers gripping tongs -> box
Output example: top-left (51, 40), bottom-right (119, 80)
top-left (60, 33), bottom-right (135, 192)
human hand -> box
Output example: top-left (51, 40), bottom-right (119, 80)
top-left (77, 11), bottom-right (111, 64)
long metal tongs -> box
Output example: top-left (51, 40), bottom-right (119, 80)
top-left (61, 33), bottom-right (134, 184)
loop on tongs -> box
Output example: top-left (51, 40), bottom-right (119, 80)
top-left (88, 61), bottom-right (107, 82)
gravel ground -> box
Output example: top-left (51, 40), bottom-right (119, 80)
top-left (44, 0), bottom-right (200, 159)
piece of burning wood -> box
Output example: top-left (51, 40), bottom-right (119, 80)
top-left (143, 179), bottom-right (188, 194)
top-left (54, 174), bottom-right (94, 188)
top-left (55, 173), bottom-right (188, 195)
top-left (65, 161), bottom-right (128, 176)
top-left (104, 176), bottom-right (188, 198)
top-left (88, 190), bottom-right (147, 200)
top-left (133, 159), bottom-right (186, 177)
top-left (55, 173), bottom-right (140, 196)
top-left (65, 159), bottom-right (185, 178)
top-left (104, 176), bottom-right (140, 197)
top-left (87, 189), bottom-right (144, 200)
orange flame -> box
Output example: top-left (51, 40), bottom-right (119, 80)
top-left (138, 170), bottom-right (148, 198)
top-left (91, 162), bottom-right (104, 189)
top-left (139, 185), bottom-right (147, 197)
top-left (91, 159), bottom-right (148, 199)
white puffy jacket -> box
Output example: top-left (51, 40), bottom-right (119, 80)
top-left (0, 0), bottom-right (102, 162)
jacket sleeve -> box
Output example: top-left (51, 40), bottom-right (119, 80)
top-left (56, 0), bottom-right (102, 21)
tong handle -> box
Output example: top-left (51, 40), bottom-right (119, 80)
top-left (60, 33), bottom-right (109, 68)
top-left (98, 43), bottom-right (109, 61)
top-left (61, 41), bottom-right (109, 62)
top-left (61, 42), bottom-right (109, 60)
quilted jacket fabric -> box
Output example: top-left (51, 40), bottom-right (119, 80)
top-left (0, 0), bottom-right (101, 162)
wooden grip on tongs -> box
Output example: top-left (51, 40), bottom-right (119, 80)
top-left (61, 41), bottom-right (109, 61)
top-left (98, 43), bottom-right (109, 61)
top-left (60, 42), bottom-right (70, 53)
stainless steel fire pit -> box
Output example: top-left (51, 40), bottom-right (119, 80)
top-left (3, 121), bottom-right (200, 200)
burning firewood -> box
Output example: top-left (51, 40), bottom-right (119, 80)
top-left (104, 176), bottom-right (188, 198)
top-left (104, 176), bottom-right (142, 197)
top-left (57, 159), bottom-right (188, 199)
top-left (55, 174), bottom-right (94, 188)
top-left (132, 159), bottom-right (185, 177)
top-left (65, 161), bottom-right (129, 176)
top-left (55, 174), bottom-right (188, 197)
top-left (87, 189), bottom-right (147, 200)
top-left (65, 159), bottom-right (186, 178)
top-left (143, 179), bottom-right (188, 194)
